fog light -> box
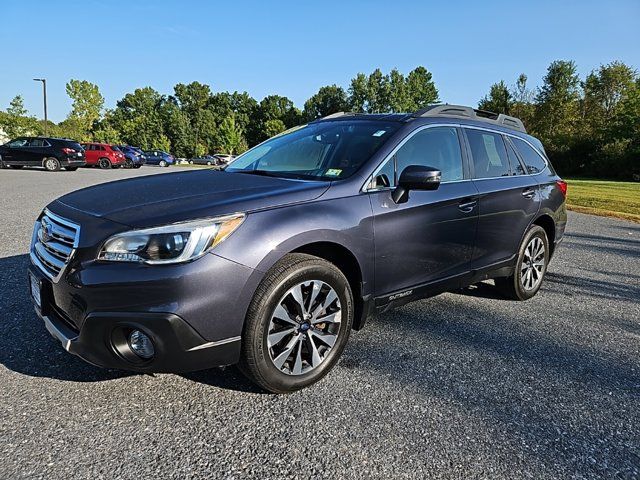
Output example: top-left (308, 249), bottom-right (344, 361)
top-left (128, 330), bottom-right (155, 359)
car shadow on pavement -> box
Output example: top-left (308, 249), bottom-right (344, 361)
top-left (341, 295), bottom-right (640, 477)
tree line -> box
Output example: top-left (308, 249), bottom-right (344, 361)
top-left (0, 61), bottom-right (637, 178)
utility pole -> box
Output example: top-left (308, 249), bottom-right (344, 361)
top-left (33, 78), bottom-right (48, 136)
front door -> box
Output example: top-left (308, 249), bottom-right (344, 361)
top-left (370, 126), bottom-right (478, 296)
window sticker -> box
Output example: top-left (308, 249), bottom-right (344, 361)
top-left (325, 168), bottom-right (343, 177)
top-left (372, 130), bottom-right (386, 137)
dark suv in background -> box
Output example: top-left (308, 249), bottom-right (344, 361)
top-left (0, 137), bottom-right (85, 171)
top-left (28, 105), bottom-right (567, 393)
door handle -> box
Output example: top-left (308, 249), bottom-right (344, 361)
top-left (458, 199), bottom-right (477, 213)
top-left (522, 188), bottom-right (536, 199)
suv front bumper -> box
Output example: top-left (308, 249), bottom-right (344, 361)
top-left (28, 248), bottom-right (258, 373)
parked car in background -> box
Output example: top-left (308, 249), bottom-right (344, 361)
top-left (28, 105), bottom-right (567, 393)
top-left (189, 154), bottom-right (223, 166)
top-left (0, 137), bottom-right (85, 171)
top-left (81, 143), bottom-right (126, 169)
top-left (144, 150), bottom-right (175, 167)
top-left (117, 145), bottom-right (146, 168)
top-left (213, 153), bottom-right (236, 164)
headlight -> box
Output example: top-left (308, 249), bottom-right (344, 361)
top-left (98, 214), bottom-right (245, 264)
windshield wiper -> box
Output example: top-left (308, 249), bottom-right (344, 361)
top-left (232, 169), bottom-right (282, 177)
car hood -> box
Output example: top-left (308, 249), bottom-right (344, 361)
top-left (53, 170), bottom-right (330, 228)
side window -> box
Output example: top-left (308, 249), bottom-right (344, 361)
top-left (466, 129), bottom-right (511, 178)
top-left (511, 137), bottom-right (547, 175)
top-left (29, 139), bottom-right (45, 147)
top-left (8, 138), bottom-right (28, 147)
top-left (505, 138), bottom-right (526, 175)
top-left (395, 127), bottom-right (463, 182)
top-left (372, 157), bottom-right (395, 188)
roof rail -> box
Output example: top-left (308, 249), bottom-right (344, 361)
top-left (414, 104), bottom-right (526, 133)
top-left (311, 111), bottom-right (360, 122)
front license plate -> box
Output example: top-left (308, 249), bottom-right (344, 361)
top-left (30, 274), bottom-right (41, 308)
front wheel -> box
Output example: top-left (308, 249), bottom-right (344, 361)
top-left (43, 157), bottom-right (61, 172)
top-left (159, 160), bottom-right (167, 167)
top-left (239, 253), bottom-right (354, 393)
top-left (495, 225), bottom-right (549, 301)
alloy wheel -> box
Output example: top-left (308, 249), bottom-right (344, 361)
top-left (267, 280), bottom-right (342, 376)
top-left (45, 158), bottom-right (58, 171)
top-left (520, 237), bottom-right (545, 291)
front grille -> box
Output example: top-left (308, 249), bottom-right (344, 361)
top-left (31, 210), bottom-right (80, 280)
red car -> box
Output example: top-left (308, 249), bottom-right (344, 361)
top-left (80, 143), bottom-right (126, 169)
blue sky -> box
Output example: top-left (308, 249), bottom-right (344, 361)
top-left (1, 0), bottom-right (638, 122)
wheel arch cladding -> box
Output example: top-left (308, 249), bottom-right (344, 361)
top-left (532, 214), bottom-right (556, 256)
top-left (292, 241), bottom-right (364, 329)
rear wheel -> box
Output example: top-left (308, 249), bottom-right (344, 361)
top-left (240, 253), bottom-right (354, 393)
top-left (125, 159), bottom-right (134, 169)
top-left (43, 157), bottom-right (61, 172)
top-left (98, 158), bottom-right (112, 169)
top-left (495, 225), bottom-right (549, 301)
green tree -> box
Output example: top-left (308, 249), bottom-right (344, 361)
top-left (108, 87), bottom-right (166, 149)
top-left (478, 80), bottom-right (512, 114)
top-left (348, 73), bottom-right (369, 112)
top-left (510, 74), bottom-right (535, 128)
top-left (534, 60), bottom-right (581, 141)
top-left (217, 115), bottom-right (247, 154)
top-left (65, 80), bottom-right (104, 137)
top-left (1, 95), bottom-right (40, 138)
top-left (348, 66), bottom-right (438, 113)
top-left (264, 118), bottom-right (286, 137)
top-left (405, 66), bottom-right (439, 110)
top-left (303, 85), bottom-right (349, 120)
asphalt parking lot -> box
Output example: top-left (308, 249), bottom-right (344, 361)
top-left (1, 166), bottom-right (639, 479)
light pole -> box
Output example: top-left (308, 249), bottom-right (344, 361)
top-left (33, 78), bottom-right (48, 136)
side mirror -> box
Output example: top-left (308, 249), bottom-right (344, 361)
top-left (392, 165), bottom-right (442, 203)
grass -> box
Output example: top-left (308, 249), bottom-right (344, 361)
top-left (565, 178), bottom-right (640, 223)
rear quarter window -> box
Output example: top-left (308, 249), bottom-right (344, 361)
top-left (511, 137), bottom-right (547, 175)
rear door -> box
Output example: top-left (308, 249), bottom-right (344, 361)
top-left (25, 138), bottom-right (48, 165)
top-left (464, 127), bottom-right (540, 269)
top-left (83, 144), bottom-right (98, 165)
top-left (370, 125), bottom-right (479, 295)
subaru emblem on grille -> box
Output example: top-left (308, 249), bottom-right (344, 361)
top-left (41, 218), bottom-right (53, 242)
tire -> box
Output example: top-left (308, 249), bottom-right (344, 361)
top-left (133, 164), bottom-right (142, 169)
top-left (495, 225), bottom-right (549, 301)
top-left (65, 167), bottom-right (78, 171)
top-left (0, 155), bottom-right (5, 169)
top-left (239, 253), bottom-right (354, 393)
top-left (159, 160), bottom-right (167, 167)
top-left (125, 159), bottom-right (134, 169)
top-left (43, 157), bottom-right (61, 172)
top-left (207, 161), bottom-right (212, 165)
top-left (98, 158), bottom-right (112, 169)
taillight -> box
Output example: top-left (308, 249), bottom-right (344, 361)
top-left (556, 179), bottom-right (568, 198)
top-left (61, 147), bottom-right (76, 154)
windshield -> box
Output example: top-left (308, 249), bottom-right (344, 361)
top-left (226, 121), bottom-right (401, 180)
